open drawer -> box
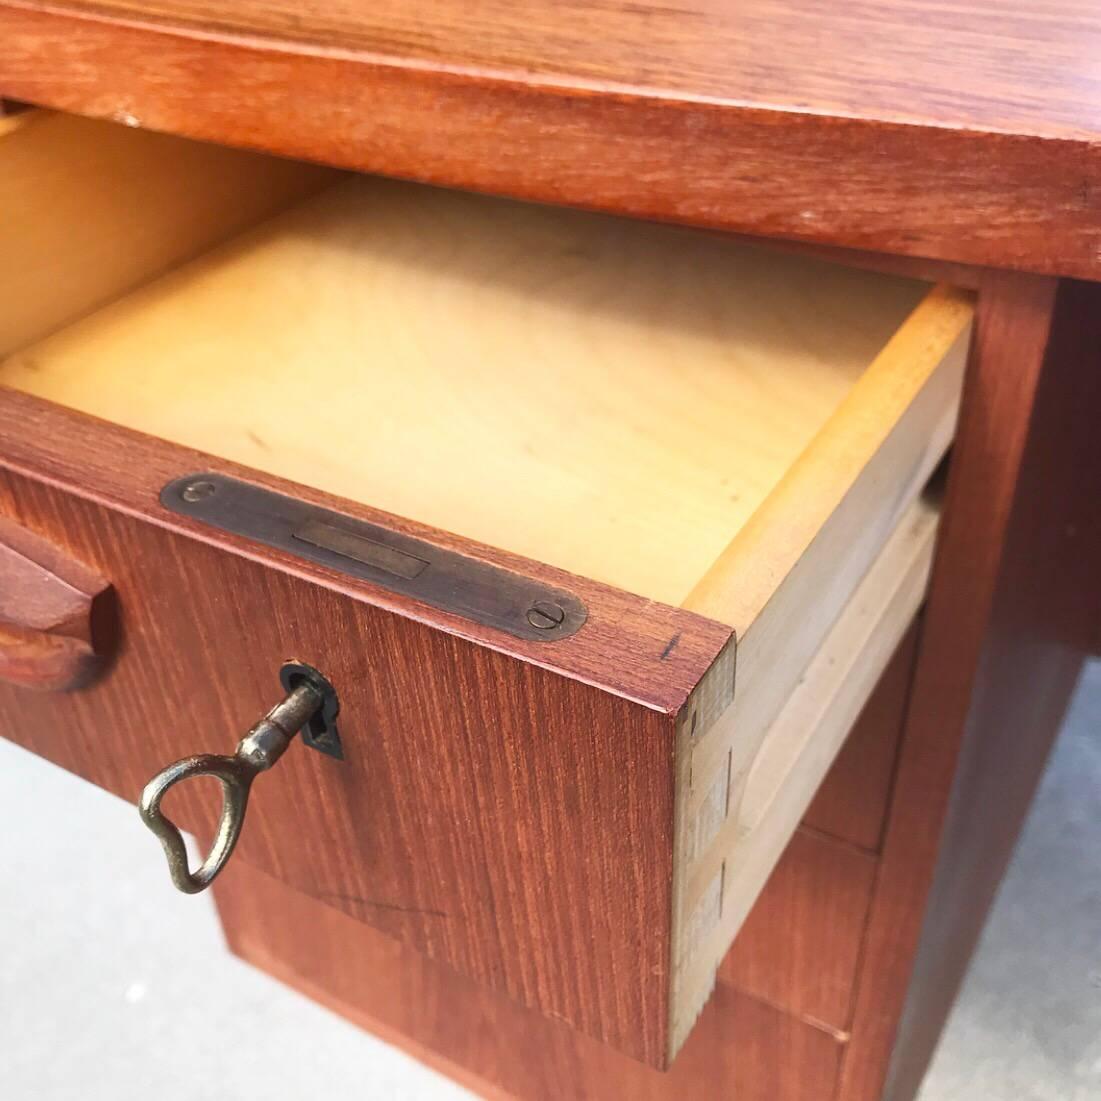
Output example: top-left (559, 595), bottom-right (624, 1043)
top-left (0, 111), bottom-right (972, 1067)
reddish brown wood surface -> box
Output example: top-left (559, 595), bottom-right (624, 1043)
top-left (718, 829), bottom-right (876, 1036)
top-left (0, 387), bottom-right (733, 1066)
top-left (0, 389), bottom-right (726, 711)
top-left (210, 610), bottom-right (921, 1099)
top-left (217, 859), bottom-right (846, 1101)
top-left (804, 623), bottom-right (917, 852)
top-left (2, 1), bottom-right (1100, 278)
top-left (214, 618), bottom-right (919, 1101)
top-left (839, 276), bottom-right (1100, 1101)
top-left (0, 513), bottom-right (114, 690)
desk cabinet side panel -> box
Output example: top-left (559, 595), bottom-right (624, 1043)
top-left (840, 275), bottom-right (1098, 1101)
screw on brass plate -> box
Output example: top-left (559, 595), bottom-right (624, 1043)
top-left (181, 480), bottom-right (217, 503)
top-left (526, 601), bottom-right (566, 630)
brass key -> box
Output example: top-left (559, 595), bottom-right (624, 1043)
top-left (138, 661), bottom-right (339, 894)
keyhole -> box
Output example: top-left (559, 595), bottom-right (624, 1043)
top-left (303, 710), bottom-right (340, 755)
top-left (280, 660), bottom-right (344, 760)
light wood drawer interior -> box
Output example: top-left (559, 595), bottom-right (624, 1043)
top-left (0, 110), bottom-right (973, 1061)
top-left (2, 111), bottom-right (968, 604)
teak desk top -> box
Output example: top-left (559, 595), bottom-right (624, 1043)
top-left (3, 0), bottom-right (1100, 278)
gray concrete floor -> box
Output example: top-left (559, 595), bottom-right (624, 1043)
top-left (1, 662), bottom-right (1097, 1100)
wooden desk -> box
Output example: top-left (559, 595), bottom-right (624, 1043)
top-left (0, 5), bottom-right (1098, 1098)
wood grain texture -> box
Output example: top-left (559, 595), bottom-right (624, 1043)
top-left (0, 389), bottom-right (734, 1066)
top-left (0, 108), bottom-right (337, 356)
top-left (839, 276), bottom-right (1101, 1101)
top-left (717, 622), bottom-right (920, 1031)
top-left (804, 623), bottom-right (918, 852)
top-left (1, 3), bottom-right (1100, 277)
top-left (0, 339), bottom-right (946, 1061)
top-left (718, 828), bottom-right (876, 1036)
top-left (0, 513), bottom-right (113, 690)
top-left (0, 389), bottom-right (727, 712)
top-left (683, 286), bottom-right (968, 629)
top-left (680, 289), bottom-right (966, 804)
top-left (216, 858), bottom-right (846, 1101)
top-left (672, 497), bottom-right (939, 1055)
top-left (0, 250), bottom-right (961, 1065)
top-left (0, 171), bottom-right (930, 607)
top-left (219, 616), bottom-right (922, 1096)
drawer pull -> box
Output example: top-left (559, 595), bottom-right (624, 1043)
top-left (0, 516), bottom-right (114, 692)
top-left (138, 661), bottom-right (340, 894)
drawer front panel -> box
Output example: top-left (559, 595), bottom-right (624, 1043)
top-left (0, 390), bottom-right (733, 1067)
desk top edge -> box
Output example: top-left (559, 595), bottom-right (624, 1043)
top-left (3, 0), bottom-right (1100, 278)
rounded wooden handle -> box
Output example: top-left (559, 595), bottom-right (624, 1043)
top-left (0, 515), bottom-right (114, 691)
